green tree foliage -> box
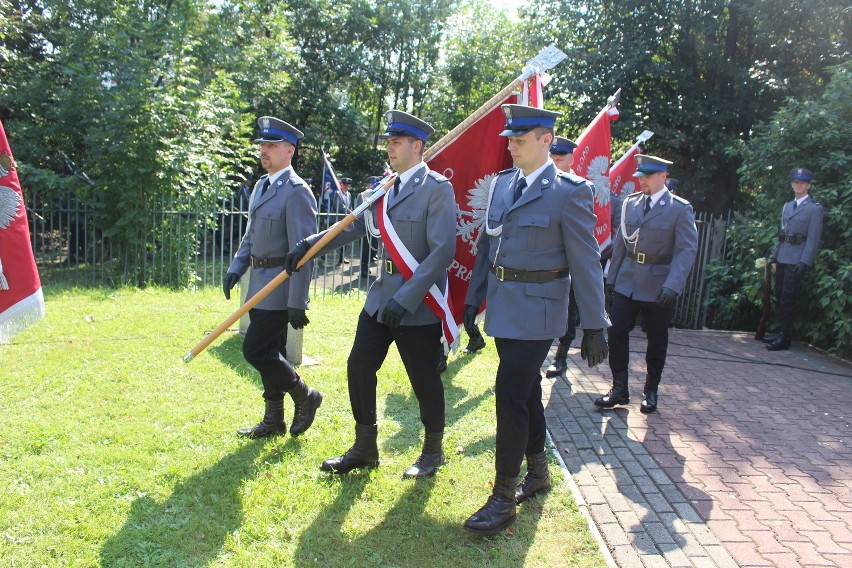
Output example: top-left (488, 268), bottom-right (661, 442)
top-left (522, 0), bottom-right (850, 213)
top-left (705, 62), bottom-right (851, 355)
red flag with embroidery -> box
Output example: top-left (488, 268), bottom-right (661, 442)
top-left (573, 101), bottom-right (620, 251)
top-left (609, 130), bottom-right (654, 197)
top-left (0, 119), bottom-right (45, 343)
top-left (427, 95), bottom-right (516, 323)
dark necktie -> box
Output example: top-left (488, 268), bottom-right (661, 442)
top-left (793, 201), bottom-right (798, 210)
top-left (643, 196), bottom-right (651, 215)
top-left (259, 178), bottom-right (271, 198)
top-left (393, 177), bottom-right (401, 198)
top-left (513, 177), bottom-right (527, 203)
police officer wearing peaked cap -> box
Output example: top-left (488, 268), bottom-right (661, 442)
top-left (595, 154), bottom-right (698, 414)
top-left (462, 104), bottom-right (610, 535)
top-left (665, 177), bottom-right (679, 194)
top-left (223, 116), bottom-right (323, 439)
top-left (765, 167), bottom-right (823, 351)
top-left (284, 109), bottom-right (457, 480)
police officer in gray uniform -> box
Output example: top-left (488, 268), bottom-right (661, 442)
top-left (285, 110), bottom-right (457, 479)
top-left (595, 154), bottom-right (698, 414)
top-left (224, 117), bottom-right (323, 439)
top-left (462, 105), bottom-right (609, 535)
top-left (765, 168), bottom-right (823, 351)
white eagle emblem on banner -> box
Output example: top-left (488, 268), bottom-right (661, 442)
top-left (456, 173), bottom-right (496, 256)
top-left (586, 155), bottom-right (611, 206)
top-left (0, 186), bottom-right (21, 229)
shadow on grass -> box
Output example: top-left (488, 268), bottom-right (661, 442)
top-left (294, 472), bottom-right (542, 565)
top-left (99, 439), bottom-right (292, 567)
top-left (208, 333), bottom-right (259, 388)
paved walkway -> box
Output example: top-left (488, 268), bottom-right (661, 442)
top-left (542, 329), bottom-right (852, 567)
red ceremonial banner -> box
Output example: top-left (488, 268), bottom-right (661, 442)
top-left (573, 104), bottom-right (619, 251)
top-left (0, 119), bottom-right (45, 343)
top-left (609, 145), bottom-right (643, 197)
top-left (609, 130), bottom-right (654, 197)
top-left (427, 95), bottom-right (516, 323)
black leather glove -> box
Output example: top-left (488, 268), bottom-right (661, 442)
top-left (288, 308), bottom-right (309, 330)
top-left (793, 262), bottom-right (808, 275)
top-left (604, 284), bottom-right (615, 314)
top-left (284, 239), bottom-right (311, 275)
top-left (656, 287), bottom-right (678, 308)
top-left (381, 298), bottom-right (407, 329)
top-left (580, 329), bottom-right (608, 367)
top-left (223, 272), bottom-right (240, 300)
top-left (463, 304), bottom-right (480, 335)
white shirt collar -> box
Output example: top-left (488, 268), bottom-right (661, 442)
top-left (398, 161), bottom-right (427, 187)
top-left (266, 166), bottom-right (292, 187)
top-left (517, 158), bottom-right (554, 192)
top-left (647, 188), bottom-right (667, 208)
top-left (795, 195), bottom-right (809, 206)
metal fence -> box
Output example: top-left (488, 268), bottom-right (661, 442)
top-left (26, 189), bottom-right (378, 294)
top-left (26, 192), bottom-right (727, 329)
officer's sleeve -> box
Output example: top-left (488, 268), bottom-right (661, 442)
top-left (228, 185), bottom-right (258, 276)
top-left (286, 184), bottom-right (318, 310)
top-left (465, 225), bottom-right (491, 309)
top-left (561, 182), bottom-right (609, 329)
top-left (800, 204), bottom-right (823, 266)
top-left (663, 203), bottom-right (699, 294)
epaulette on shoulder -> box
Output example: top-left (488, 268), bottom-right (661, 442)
top-left (496, 167), bottom-right (517, 176)
top-left (811, 199), bottom-right (822, 207)
top-left (672, 194), bottom-right (690, 205)
top-left (557, 171), bottom-right (585, 185)
top-left (427, 170), bottom-right (449, 183)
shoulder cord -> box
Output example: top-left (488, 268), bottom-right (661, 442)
top-left (620, 194), bottom-right (641, 255)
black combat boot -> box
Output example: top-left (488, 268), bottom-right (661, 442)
top-left (403, 431), bottom-right (445, 479)
top-left (515, 451), bottom-right (552, 503)
top-left (321, 423), bottom-right (380, 474)
top-left (594, 371), bottom-right (630, 408)
top-left (545, 343), bottom-right (569, 378)
top-left (237, 399), bottom-right (285, 439)
top-left (463, 333), bottom-right (486, 354)
top-left (464, 475), bottom-right (519, 535)
top-left (640, 374), bottom-right (662, 414)
top-left (288, 376), bottom-right (323, 436)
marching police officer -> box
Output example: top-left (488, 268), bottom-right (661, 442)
top-left (765, 168), bottom-right (823, 351)
top-left (224, 116), bottom-right (323, 438)
top-left (284, 110), bottom-right (457, 479)
top-left (463, 105), bottom-right (609, 535)
top-left (595, 155), bottom-right (698, 414)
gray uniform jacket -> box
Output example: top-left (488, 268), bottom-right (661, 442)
top-left (466, 164), bottom-right (609, 340)
top-left (306, 166), bottom-right (457, 326)
top-left (773, 196), bottom-right (823, 266)
top-left (608, 190), bottom-right (698, 301)
top-left (228, 170), bottom-right (317, 311)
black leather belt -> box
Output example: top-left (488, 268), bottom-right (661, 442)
top-left (250, 255), bottom-right (286, 268)
top-left (778, 233), bottom-right (806, 244)
top-left (490, 265), bottom-right (569, 283)
top-left (384, 259), bottom-right (401, 274)
top-left (628, 251), bottom-right (672, 265)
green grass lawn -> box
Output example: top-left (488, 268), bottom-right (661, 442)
top-left (0, 287), bottom-right (605, 567)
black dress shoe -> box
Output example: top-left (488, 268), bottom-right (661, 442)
top-left (766, 337), bottom-right (791, 351)
top-left (762, 333), bottom-right (781, 344)
top-left (437, 354), bottom-right (448, 373)
top-left (545, 357), bottom-right (567, 378)
top-left (463, 334), bottom-right (486, 354)
top-left (640, 391), bottom-right (658, 414)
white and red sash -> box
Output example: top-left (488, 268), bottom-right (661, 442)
top-left (375, 187), bottom-right (459, 350)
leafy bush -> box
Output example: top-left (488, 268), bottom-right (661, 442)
top-left (706, 62), bottom-right (852, 356)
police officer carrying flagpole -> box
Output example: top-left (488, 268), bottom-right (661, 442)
top-left (765, 167), bottom-right (823, 351)
top-left (462, 105), bottom-right (609, 535)
top-left (284, 110), bottom-right (457, 479)
top-left (223, 117), bottom-right (324, 439)
top-left (595, 154), bottom-right (698, 414)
